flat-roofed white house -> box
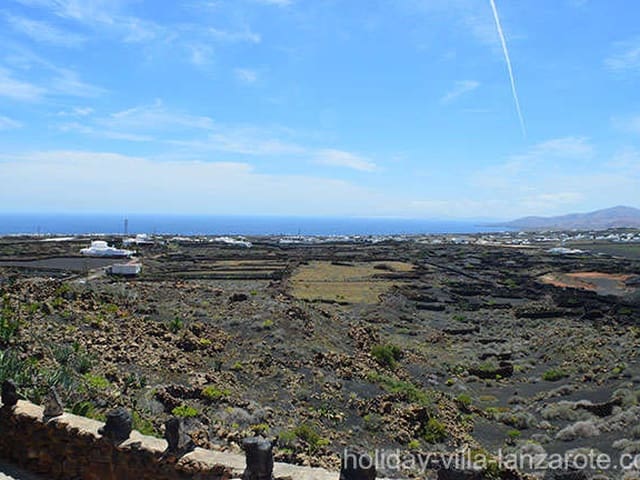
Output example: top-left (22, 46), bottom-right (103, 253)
top-left (80, 240), bottom-right (133, 257)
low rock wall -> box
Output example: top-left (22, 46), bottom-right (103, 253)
top-left (0, 400), bottom-right (338, 480)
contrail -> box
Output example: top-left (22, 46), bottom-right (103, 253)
top-left (489, 0), bottom-right (526, 137)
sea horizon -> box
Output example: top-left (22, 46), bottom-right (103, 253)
top-left (0, 213), bottom-right (507, 237)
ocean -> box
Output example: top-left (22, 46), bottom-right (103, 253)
top-left (0, 214), bottom-right (505, 236)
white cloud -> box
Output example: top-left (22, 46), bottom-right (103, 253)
top-left (315, 149), bottom-right (377, 172)
top-left (235, 68), bottom-right (258, 84)
top-left (56, 106), bottom-right (94, 117)
top-left (461, 136), bottom-right (640, 217)
top-left (605, 38), bottom-right (640, 72)
top-left (207, 27), bottom-right (261, 44)
top-left (441, 80), bottom-right (479, 104)
top-left (0, 46), bottom-right (106, 101)
top-left (58, 122), bottom-right (154, 142)
top-left (58, 101), bottom-right (216, 142)
top-left (401, 0), bottom-right (500, 49)
top-left (187, 43), bottom-right (214, 67)
top-left (13, 0), bottom-right (165, 44)
top-left (607, 147), bottom-right (640, 175)
top-left (55, 101), bottom-right (375, 170)
top-left (473, 136), bottom-right (594, 189)
top-left (520, 136), bottom-right (594, 159)
top-left (0, 150), bottom-right (380, 215)
top-left (13, 0), bottom-right (118, 23)
top-left (0, 68), bottom-right (46, 101)
top-left (0, 115), bottom-right (22, 129)
top-left (106, 101), bottom-right (215, 131)
top-left (521, 192), bottom-right (584, 210)
top-left (4, 13), bottom-right (86, 47)
top-left (254, 0), bottom-right (292, 6)
top-left (193, 133), bottom-right (306, 156)
top-left (49, 68), bottom-right (105, 97)
top-left (612, 114), bottom-right (640, 134)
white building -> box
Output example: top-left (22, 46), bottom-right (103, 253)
top-left (80, 240), bottom-right (133, 257)
top-left (110, 262), bottom-right (142, 276)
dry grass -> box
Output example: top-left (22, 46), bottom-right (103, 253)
top-left (290, 261), bottom-right (414, 304)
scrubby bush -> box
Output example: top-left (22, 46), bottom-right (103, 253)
top-left (132, 410), bottom-right (158, 437)
top-left (456, 393), bottom-right (472, 407)
top-left (169, 318), bottom-right (184, 333)
top-left (278, 429), bottom-right (297, 447)
top-left (496, 411), bottom-right (536, 429)
top-left (555, 420), bottom-right (600, 441)
top-left (71, 401), bottom-right (105, 421)
top-left (367, 372), bottom-right (435, 407)
top-left (172, 404), bottom-right (199, 418)
top-left (542, 368), bottom-right (567, 382)
top-left (407, 439), bottom-right (421, 450)
top-left (423, 418), bottom-right (447, 443)
top-left (542, 402), bottom-right (592, 422)
top-left (83, 373), bottom-right (110, 390)
top-left (0, 349), bottom-right (35, 387)
top-left (279, 423), bottom-right (330, 452)
top-left (202, 385), bottom-right (230, 401)
top-left (507, 429), bottom-right (522, 440)
top-left (363, 413), bottom-right (384, 431)
top-left (371, 343), bottom-right (403, 369)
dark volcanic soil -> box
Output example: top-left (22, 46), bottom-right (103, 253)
top-left (1, 235), bottom-right (639, 478)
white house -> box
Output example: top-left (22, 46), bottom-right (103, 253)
top-left (80, 240), bottom-right (133, 257)
top-left (110, 262), bottom-right (142, 276)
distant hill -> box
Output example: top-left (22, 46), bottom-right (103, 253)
top-left (495, 206), bottom-right (640, 231)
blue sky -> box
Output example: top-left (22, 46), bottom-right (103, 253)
top-left (0, 0), bottom-right (638, 219)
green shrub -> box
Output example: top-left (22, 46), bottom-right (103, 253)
top-left (290, 423), bottom-right (329, 452)
top-left (367, 372), bottom-right (435, 407)
top-left (278, 429), bottom-right (297, 447)
top-left (104, 303), bottom-right (119, 314)
top-left (542, 368), bottom-right (567, 381)
top-left (0, 349), bottom-right (36, 387)
top-left (83, 373), bottom-right (110, 390)
top-left (294, 423), bottom-right (321, 445)
top-left (371, 343), bottom-right (403, 369)
top-left (423, 418), bottom-right (447, 443)
top-left (456, 393), bottom-right (472, 407)
top-left (507, 429), bottom-right (521, 440)
top-left (407, 439), bottom-right (421, 450)
top-left (132, 411), bottom-right (158, 437)
top-left (71, 401), bottom-right (105, 421)
top-left (363, 413), bottom-right (383, 431)
top-left (0, 314), bottom-right (20, 343)
top-left (201, 385), bottom-right (230, 401)
top-left (26, 303), bottom-right (40, 314)
top-left (169, 318), bottom-right (184, 333)
top-left (172, 404), bottom-right (199, 418)
top-left (262, 319), bottom-right (274, 329)
top-left (231, 361), bottom-right (244, 371)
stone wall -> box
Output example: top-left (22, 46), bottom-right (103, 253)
top-left (0, 400), bottom-right (338, 480)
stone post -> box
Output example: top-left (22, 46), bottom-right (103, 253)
top-left (242, 437), bottom-right (274, 480)
top-left (1, 380), bottom-right (18, 408)
top-left (340, 448), bottom-right (376, 480)
top-left (43, 386), bottom-right (64, 420)
top-left (164, 416), bottom-right (195, 457)
top-left (98, 407), bottom-right (132, 444)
